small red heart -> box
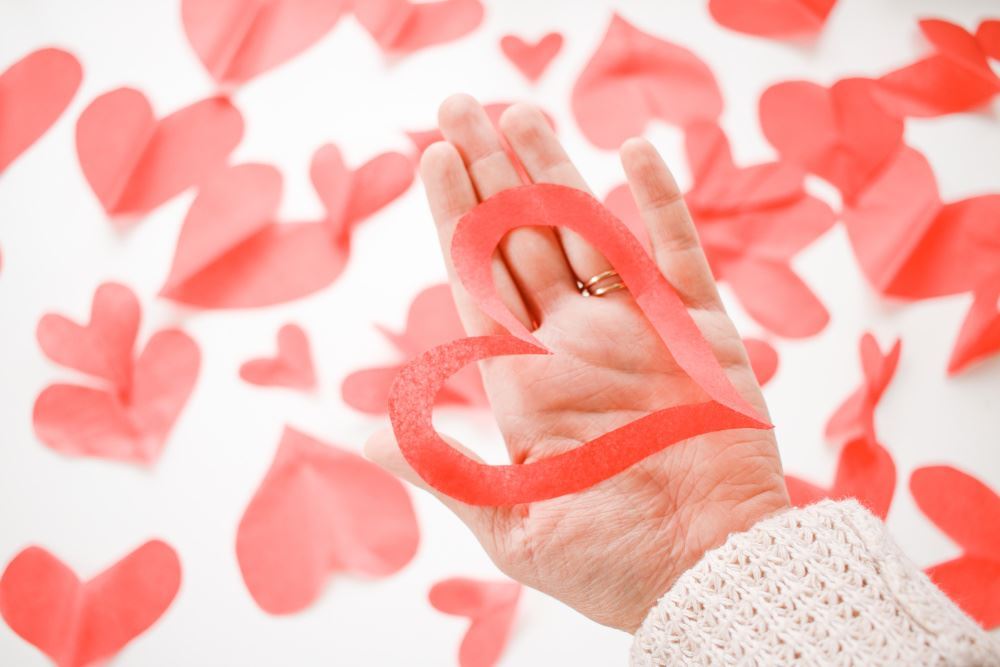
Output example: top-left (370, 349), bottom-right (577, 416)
top-left (743, 338), bottom-right (779, 387)
top-left (500, 33), bottom-right (562, 82)
top-left (0, 540), bottom-right (181, 667)
top-left (429, 578), bottom-right (521, 667)
top-left (75, 88), bottom-right (242, 219)
top-left (709, 0), bottom-right (837, 39)
top-left (240, 323), bottom-right (316, 390)
top-left (236, 427), bottom-right (419, 614)
top-left (826, 333), bottom-right (900, 447)
top-left (948, 274), bottom-right (1000, 375)
top-left (354, 0), bottom-right (483, 54)
top-left (0, 48), bottom-right (82, 173)
top-left (786, 438), bottom-right (897, 519)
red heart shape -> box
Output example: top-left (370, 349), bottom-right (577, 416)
top-left (429, 578), bottom-right (521, 667)
top-left (786, 438), bottom-right (896, 519)
top-left (826, 333), bottom-right (900, 447)
top-left (499, 32), bottom-right (563, 82)
top-left (0, 48), bottom-right (82, 173)
top-left (709, 0), bottom-right (837, 39)
top-left (354, 0), bottom-right (483, 54)
top-left (948, 273), bottom-right (1000, 375)
top-left (0, 540), bottom-right (181, 667)
top-left (236, 427), bottom-right (419, 614)
top-left (75, 88), bottom-right (242, 219)
top-left (240, 323), bottom-right (316, 390)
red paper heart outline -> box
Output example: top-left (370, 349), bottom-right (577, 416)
top-left (389, 184), bottom-right (769, 506)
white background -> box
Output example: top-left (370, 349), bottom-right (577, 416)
top-left (1, 0), bottom-right (999, 664)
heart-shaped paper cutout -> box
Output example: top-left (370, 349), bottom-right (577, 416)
top-left (354, 0), bottom-right (484, 55)
top-left (240, 323), bottom-right (316, 390)
top-left (948, 273), bottom-right (1000, 375)
top-left (0, 540), bottom-right (181, 667)
top-left (709, 0), bottom-right (837, 39)
top-left (743, 338), bottom-right (779, 387)
top-left (0, 48), bottom-right (82, 173)
top-left (826, 333), bottom-right (900, 447)
top-left (786, 438), bottom-right (896, 519)
top-left (236, 427), bottom-right (419, 614)
top-left (389, 184), bottom-right (768, 506)
top-left (429, 578), bottom-right (521, 667)
top-left (76, 88), bottom-right (242, 220)
top-left (500, 33), bottom-right (563, 82)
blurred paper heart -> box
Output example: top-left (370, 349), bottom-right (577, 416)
top-left (354, 0), bottom-right (483, 54)
top-left (429, 578), bottom-right (521, 667)
top-left (743, 338), bottom-right (779, 386)
top-left (500, 33), bottom-right (562, 82)
top-left (786, 439), bottom-right (897, 519)
top-left (826, 333), bottom-right (900, 446)
top-left (709, 0), bottom-right (837, 38)
top-left (948, 274), bottom-right (1000, 375)
top-left (240, 323), bottom-right (316, 390)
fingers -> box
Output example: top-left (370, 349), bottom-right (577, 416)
top-left (619, 138), bottom-right (724, 310)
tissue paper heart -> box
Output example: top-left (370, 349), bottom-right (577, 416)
top-left (389, 183), bottom-right (769, 506)
top-left (342, 283), bottom-right (486, 414)
top-left (236, 427), bottom-right (419, 614)
top-left (76, 88), bottom-right (242, 220)
top-left (826, 333), bottom-right (900, 447)
top-left (354, 0), bottom-right (483, 54)
top-left (240, 323), bottom-right (316, 390)
top-left (500, 33), bottom-right (563, 82)
top-left (181, 0), bottom-right (349, 86)
top-left (0, 48), bottom-right (82, 173)
top-left (948, 274), bottom-right (1000, 375)
top-left (160, 144), bottom-right (413, 308)
top-left (744, 338), bottom-right (779, 386)
top-left (0, 540), bottom-right (181, 667)
top-left (758, 78), bottom-right (904, 203)
top-left (572, 14), bottom-right (722, 149)
top-left (709, 0), bottom-right (837, 39)
top-left (910, 466), bottom-right (1000, 628)
top-left (786, 438), bottom-right (896, 518)
top-left (874, 19), bottom-right (1000, 117)
top-left (429, 578), bottom-right (521, 667)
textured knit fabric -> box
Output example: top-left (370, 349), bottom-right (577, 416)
top-left (631, 500), bottom-right (1000, 666)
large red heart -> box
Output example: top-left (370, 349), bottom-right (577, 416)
top-left (389, 184), bottom-right (768, 506)
top-left (500, 32), bottom-right (563, 82)
top-left (0, 540), bottom-right (181, 667)
top-left (354, 0), bottom-right (484, 54)
top-left (236, 427), bottom-right (419, 614)
top-left (75, 88), bottom-right (242, 219)
top-left (709, 0), bottom-right (837, 39)
top-left (240, 323), bottom-right (316, 390)
top-left (0, 48), bottom-right (82, 173)
top-left (429, 578), bottom-right (521, 667)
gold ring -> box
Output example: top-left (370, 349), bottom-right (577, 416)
top-left (579, 270), bottom-right (626, 297)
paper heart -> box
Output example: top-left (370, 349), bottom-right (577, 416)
top-left (354, 0), bottom-right (483, 54)
top-left (826, 333), bottom-right (900, 447)
top-left (181, 0), bottom-right (349, 87)
top-left (0, 540), bottom-right (181, 667)
top-left (709, 0), bottom-right (837, 39)
top-left (743, 338), bottom-right (778, 387)
top-left (786, 438), bottom-right (896, 519)
top-left (948, 273), bottom-right (1000, 375)
top-left (910, 465), bottom-right (1000, 629)
top-left (429, 578), bottom-right (521, 667)
top-left (572, 14), bottom-right (722, 149)
top-left (75, 88), bottom-right (242, 220)
top-left (236, 427), bottom-right (419, 614)
top-left (0, 48), bottom-right (82, 173)
top-left (759, 78), bottom-right (904, 203)
top-left (240, 323), bottom-right (316, 390)
top-left (500, 33), bottom-right (563, 82)
top-left (389, 184), bottom-right (768, 506)
top-left (978, 20), bottom-right (1000, 61)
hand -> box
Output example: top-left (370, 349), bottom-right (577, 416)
top-left (366, 95), bottom-right (789, 632)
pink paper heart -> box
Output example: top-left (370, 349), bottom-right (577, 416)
top-left (240, 323), bottom-right (316, 390)
top-left (709, 0), bottom-right (837, 39)
top-left (826, 333), bottom-right (900, 447)
top-left (429, 578), bottom-right (521, 667)
top-left (354, 0), bottom-right (483, 54)
top-left (948, 273), bottom-right (1000, 375)
top-left (499, 32), bottom-right (563, 82)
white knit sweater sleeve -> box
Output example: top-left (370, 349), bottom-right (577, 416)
top-left (630, 499), bottom-right (1000, 666)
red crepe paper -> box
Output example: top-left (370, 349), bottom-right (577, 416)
top-left (948, 274), bottom-right (1000, 375)
top-left (160, 144), bottom-right (413, 308)
top-left (33, 283), bottom-right (200, 464)
top-left (75, 88), bottom-right (242, 220)
top-left (342, 283), bottom-right (486, 414)
top-left (571, 14), bottom-right (722, 149)
top-left (239, 323), bottom-right (316, 390)
top-left (744, 338), bottom-right (779, 386)
top-left (758, 78), bottom-right (904, 203)
top-left (236, 427), bottom-right (419, 614)
top-left (709, 0), bottom-right (836, 39)
top-left (910, 466), bottom-right (1000, 628)
top-left (826, 333), bottom-right (900, 447)
top-left (874, 19), bottom-right (1000, 117)
top-left (842, 145), bottom-right (1000, 299)
top-left (0, 48), bottom-right (82, 173)
top-left (388, 184), bottom-right (769, 506)
top-left (0, 540), bottom-right (181, 667)
top-left (353, 0), bottom-right (484, 55)
top-left (785, 438), bottom-right (896, 519)
top-left (499, 33), bottom-right (563, 82)
top-left (182, 0), bottom-right (349, 87)
top-left (429, 578), bottom-right (521, 667)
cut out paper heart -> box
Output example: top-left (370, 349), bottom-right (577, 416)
top-left (500, 33), bottom-right (563, 82)
top-left (33, 282), bottom-right (200, 464)
top-left (236, 427), bottom-right (419, 614)
top-left (181, 0), bottom-right (349, 87)
top-left (389, 183), bottom-right (769, 506)
top-left (843, 145), bottom-right (1000, 299)
top-left (709, 0), bottom-right (837, 39)
top-left (948, 273), bottom-right (1000, 375)
top-left (979, 20), bottom-right (1000, 61)
top-left (910, 466), bottom-right (1000, 629)
top-left (572, 14), bottom-right (722, 149)
top-left (0, 540), bottom-right (181, 667)
top-left (76, 88), bottom-right (242, 220)
top-left (342, 283), bottom-right (486, 414)
top-left (785, 438), bottom-right (896, 519)
top-left (759, 78), bottom-right (904, 203)
top-left (240, 323), bottom-right (316, 390)
top-left (826, 333), bottom-right (900, 447)
top-left (429, 578), bottom-right (521, 667)
top-left (0, 48), bottom-right (82, 173)
top-left (744, 338), bottom-right (778, 387)
top-left (160, 144), bottom-right (413, 308)
top-left (354, 0), bottom-right (484, 55)
top-left (874, 19), bottom-right (1000, 117)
